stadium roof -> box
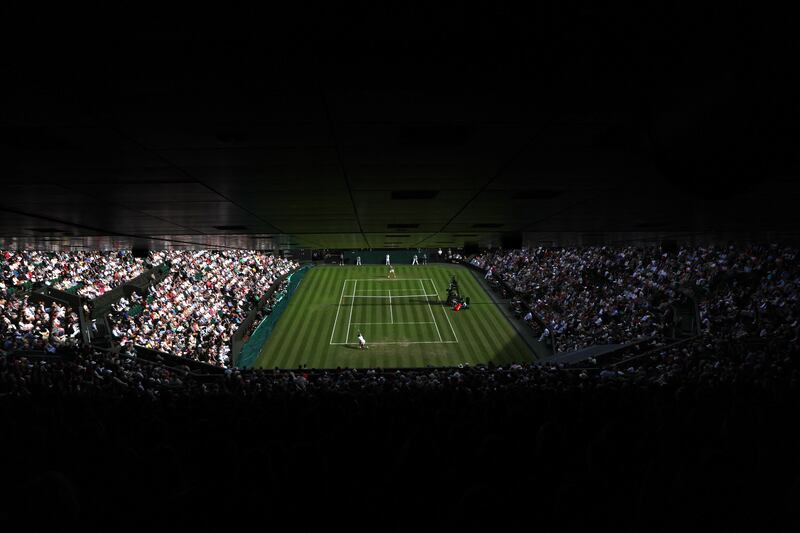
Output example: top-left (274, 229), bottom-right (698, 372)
top-left (2, 4), bottom-right (798, 250)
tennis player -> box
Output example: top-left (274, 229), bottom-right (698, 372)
top-left (387, 265), bottom-right (396, 279)
top-left (357, 331), bottom-right (366, 350)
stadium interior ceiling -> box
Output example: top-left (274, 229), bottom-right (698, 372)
top-left (2, 5), bottom-right (797, 252)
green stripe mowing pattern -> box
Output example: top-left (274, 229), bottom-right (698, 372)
top-left (254, 264), bottom-right (536, 369)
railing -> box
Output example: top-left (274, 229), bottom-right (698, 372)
top-left (609, 335), bottom-right (699, 368)
top-left (29, 286), bottom-right (92, 345)
top-left (2, 346), bottom-right (225, 389)
top-left (90, 262), bottom-right (171, 319)
top-left (125, 345), bottom-right (226, 375)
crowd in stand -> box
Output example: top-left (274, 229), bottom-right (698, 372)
top-left (1, 250), bottom-right (146, 298)
top-left (0, 294), bottom-right (81, 354)
top-left (471, 245), bottom-right (800, 353)
top-left (106, 251), bottom-right (297, 367)
top-left (2, 250), bottom-right (296, 368)
top-left (1, 328), bottom-right (796, 400)
top-left (0, 344), bottom-right (187, 397)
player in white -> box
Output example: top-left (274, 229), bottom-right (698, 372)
top-left (387, 265), bottom-right (396, 279)
top-left (385, 253), bottom-right (391, 265)
top-left (356, 256), bottom-right (362, 266)
top-left (411, 254), bottom-right (419, 265)
top-left (357, 331), bottom-right (366, 350)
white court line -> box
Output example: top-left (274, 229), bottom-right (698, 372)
top-left (329, 279), bottom-right (348, 344)
top-left (328, 278), bottom-right (457, 346)
top-left (352, 321), bottom-right (434, 325)
top-left (341, 294), bottom-right (438, 299)
top-left (421, 279), bottom-right (443, 342)
top-left (346, 279), bottom-right (357, 343)
top-left (346, 278), bottom-right (429, 282)
top-left (331, 341), bottom-right (459, 345)
top-left (431, 279), bottom-right (444, 300)
top-left (352, 288), bottom-right (421, 292)
top-left (388, 289), bottom-right (393, 324)
top-left (430, 278), bottom-right (458, 343)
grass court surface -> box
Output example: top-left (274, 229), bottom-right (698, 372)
top-left (254, 264), bottom-right (536, 369)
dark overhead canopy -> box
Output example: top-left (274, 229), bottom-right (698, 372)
top-left (1, 4), bottom-right (798, 250)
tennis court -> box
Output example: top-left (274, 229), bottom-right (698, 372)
top-left (329, 278), bottom-right (458, 345)
top-left (253, 264), bottom-right (536, 369)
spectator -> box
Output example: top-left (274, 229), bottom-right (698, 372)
top-left (1, 250), bottom-right (146, 298)
top-left (105, 251), bottom-right (297, 367)
top-left (470, 244), bottom-right (800, 353)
